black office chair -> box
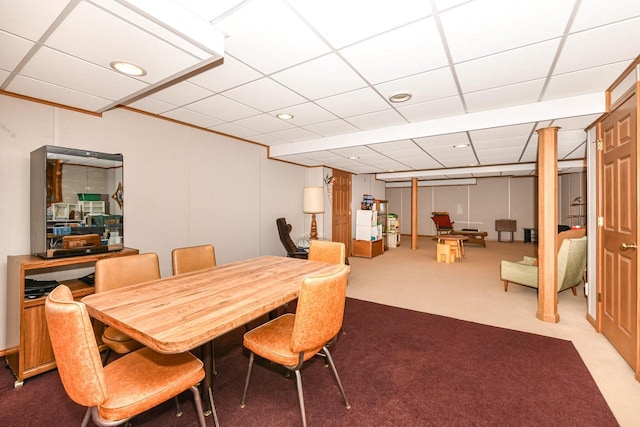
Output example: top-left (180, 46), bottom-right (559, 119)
top-left (276, 218), bottom-right (308, 259)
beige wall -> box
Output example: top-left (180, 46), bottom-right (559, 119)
top-left (385, 174), bottom-right (586, 241)
top-left (0, 95), bottom-right (307, 349)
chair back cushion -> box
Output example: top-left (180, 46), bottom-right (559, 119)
top-left (556, 228), bottom-right (586, 252)
top-left (45, 285), bottom-right (107, 407)
top-left (308, 240), bottom-right (345, 265)
top-left (557, 236), bottom-right (587, 291)
top-left (95, 253), bottom-right (160, 292)
top-left (431, 214), bottom-right (453, 228)
top-left (172, 244), bottom-right (216, 275)
top-left (276, 217), bottom-right (299, 253)
top-left (291, 266), bottom-right (348, 353)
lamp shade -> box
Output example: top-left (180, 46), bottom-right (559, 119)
top-left (303, 186), bottom-right (324, 213)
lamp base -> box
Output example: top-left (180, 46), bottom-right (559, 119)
top-left (310, 213), bottom-right (318, 240)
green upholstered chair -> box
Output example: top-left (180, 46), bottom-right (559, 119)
top-left (501, 232), bottom-right (587, 294)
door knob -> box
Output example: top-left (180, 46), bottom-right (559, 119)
top-left (620, 243), bottom-right (637, 251)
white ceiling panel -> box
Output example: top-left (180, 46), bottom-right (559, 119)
top-left (188, 56), bottom-right (262, 93)
top-left (315, 87), bottom-right (389, 118)
top-left (455, 39), bottom-right (560, 93)
top-left (554, 16), bottom-right (640, 74)
top-left (0, 31), bottom-right (34, 71)
top-left (269, 102), bottom-right (336, 127)
top-left (288, 0), bottom-right (432, 49)
top-left (2, 0), bottom-right (632, 179)
top-left (215, 0), bottom-right (330, 74)
top-left (18, 47), bottom-right (146, 100)
top-left (0, 0), bottom-right (69, 41)
top-left (345, 109), bottom-right (407, 131)
top-left (7, 74), bottom-right (112, 111)
top-left (465, 80), bottom-right (545, 113)
top-left (374, 67), bottom-right (459, 106)
top-left (46, 1), bottom-right (201, 84)
top-left (187, 94), bottom-right (260, 122)
top-left (271, 54), bottom-right (367, 100)
top-left (150, 81), bottom-right (214, 106)
top-left (441, 0), bottom-right (575, 63)
top-left (224, 78), bottom-right (306, 112)
top-left (339, 18), bottom-right (448, 84)
top-left (160, 108), bottom-right (223, 128)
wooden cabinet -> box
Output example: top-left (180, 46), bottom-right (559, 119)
top-left (5, 248), bottom-right (139, 387)
top-left (352, 239), bottom-right (384, 258)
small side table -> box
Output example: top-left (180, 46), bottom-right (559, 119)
top-left (495, 219), bottom-right (516, 242)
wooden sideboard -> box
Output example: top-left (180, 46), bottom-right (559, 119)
top-left (5, 248), bottom-right (139, 387)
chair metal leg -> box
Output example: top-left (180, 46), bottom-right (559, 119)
top-left (323, 345), bottom-right (351, 409)
top-left (240, 352), bottom-right (255, 407)
top-left (294, 369), bottom-right (307, 427)
top-left (207, 386), bottom-right (220, 427)
top-left (174, 396), bottom-right (182, 417)
top-left (81, 407), bottom-right (91, 427)
top-left (189, 385), bottom-right (208, 427)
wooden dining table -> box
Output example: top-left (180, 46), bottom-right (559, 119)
top-left (81, 255), bottom-right (347, 421)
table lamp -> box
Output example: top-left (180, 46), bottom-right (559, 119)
top-left (303, 186), bottom-right (324, 240)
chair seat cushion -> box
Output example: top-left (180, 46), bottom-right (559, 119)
top-left (102, 326), bottom-right (144, 354)
top-left (243, 314), bottom-right (321, 367)
top-left (100, 347), bottom-right (204, 421)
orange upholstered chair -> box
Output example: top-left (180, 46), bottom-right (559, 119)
top-left (171, 244), bottom-right (217, 275)
top-left (45, 285), bottom-right (206, 427)
top-left (240, 265), bottom-right (351, 426)
top-left (308, 240), bottom-right (346, 265)
top-left (94, 253), bottom-right (161, 364)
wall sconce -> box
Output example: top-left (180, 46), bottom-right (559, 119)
top-left (303, 186), bottom-right (324, 240)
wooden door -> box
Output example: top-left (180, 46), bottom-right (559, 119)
top-left (599, 91), bottom-right (638, 370)
top-left (331, 169), bottom-right (352, 255)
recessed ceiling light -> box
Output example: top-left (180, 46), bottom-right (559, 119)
top-left (110, 61), bottom-right (147, 76)
top-left (453, 143), bottom-right (470, 148)
top-left (389, 91), bottom-right (412, 103)
top-left (276, 113), bottom-right (294, 120)
top-left (347, 156), bottom-right (360, 160)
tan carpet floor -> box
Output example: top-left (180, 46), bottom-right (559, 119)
top-left (346, 236), bottom-right (640, 427)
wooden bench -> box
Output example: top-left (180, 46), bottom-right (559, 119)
top-left (455, 229), bottom-right (488, 247)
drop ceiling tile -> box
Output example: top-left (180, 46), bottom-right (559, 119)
top-left (269, 127), bottom-right (321, 142)
top-left (315, 87), bottom-right (389, 117)
top-left (303, 119), bottom-right (360, 137)
top-left (476, 147), bottom-right (523, 164)
top-left (0, 31), bottom-right (34, 71)
top-left (374, 67), bottom-right (459, 106)
top-left (472, 135), bottom-right (528, 150)
top-left (161, 108), bottom-right (223, 128)
top-left (441, 0), bottom-right (575, 63)
top-left (208, 122), bottom-right (259, 138)
top-left (234, 113), bottom-right (296, 133)
top-left (555, 17), bottom-right (640, 74)
top-left (340, 17), bottom-right (448, 84)
top-left (224, 78), bottom-right (306, 112)
top-left (414, 132), bottom-right (468, 148)
top-left (178, 0), bottom-right (245, 21)
top-left (269, 102), bottom-right (336, 126)
top-left (470, 123), bottom-right (534, 142)
top-left (275, 153), bottom-right (323, 166)
top-left (552, 114), bottom-right (600, 131)
top-left (19, 47), bottom-right (147, 102)
top-left (559, 142), bottom-right (586, 159)
top-left (369, 139), bottom-right (421, 153)
top-left (571, 0), bottom-right (640, 32)
top-left (559, 129), bottom-right (587, 144)
top-left (288, 0), bottom-right (432, 48)
top-left (249, 133), bottom-right (288, 146)
top-left (271, 54), bottom-right (367, 100)
top-left (215, 0), bottom-right (330, 74)
top-left (456, 39), bottom-right (560, 93)
top-left (187, 94), bottom-right (260, 122)
top-left (127, 97), bottom-right (177, 115)
top-left (465, 79), bottom-right (544, 113)
top-left (188, 56), bottom-right (262, 92)
top-left (544, 61), bottom-right (629, 101)
top-left (345, 109), bottom-right (407, 131)
top-left (0, 0), bottom-right (69, 41)
top-left (7, 74), bottom-right (112, 111)
top-left (401, 157), bottom-right (443, 170)
top-left (397, 96), bottom-right (465, 122)
top-left (330, 146), bottom-right (377, 158)
top-left (150, 81), bottom-right (214, 106)
top-left (46, 1), bottom-right (201, 85)
top-left (0, 69), bottom-right (9, 81)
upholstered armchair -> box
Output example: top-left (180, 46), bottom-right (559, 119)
top-left (431, 211), bottom-right (455, 235)
top-left (501, 232), bottom-right (587, 294)
top-left (276, 217), bottom-right (308, 259)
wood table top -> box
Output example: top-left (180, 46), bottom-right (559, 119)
top-left (82, 256), bottom-right (346, 354)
